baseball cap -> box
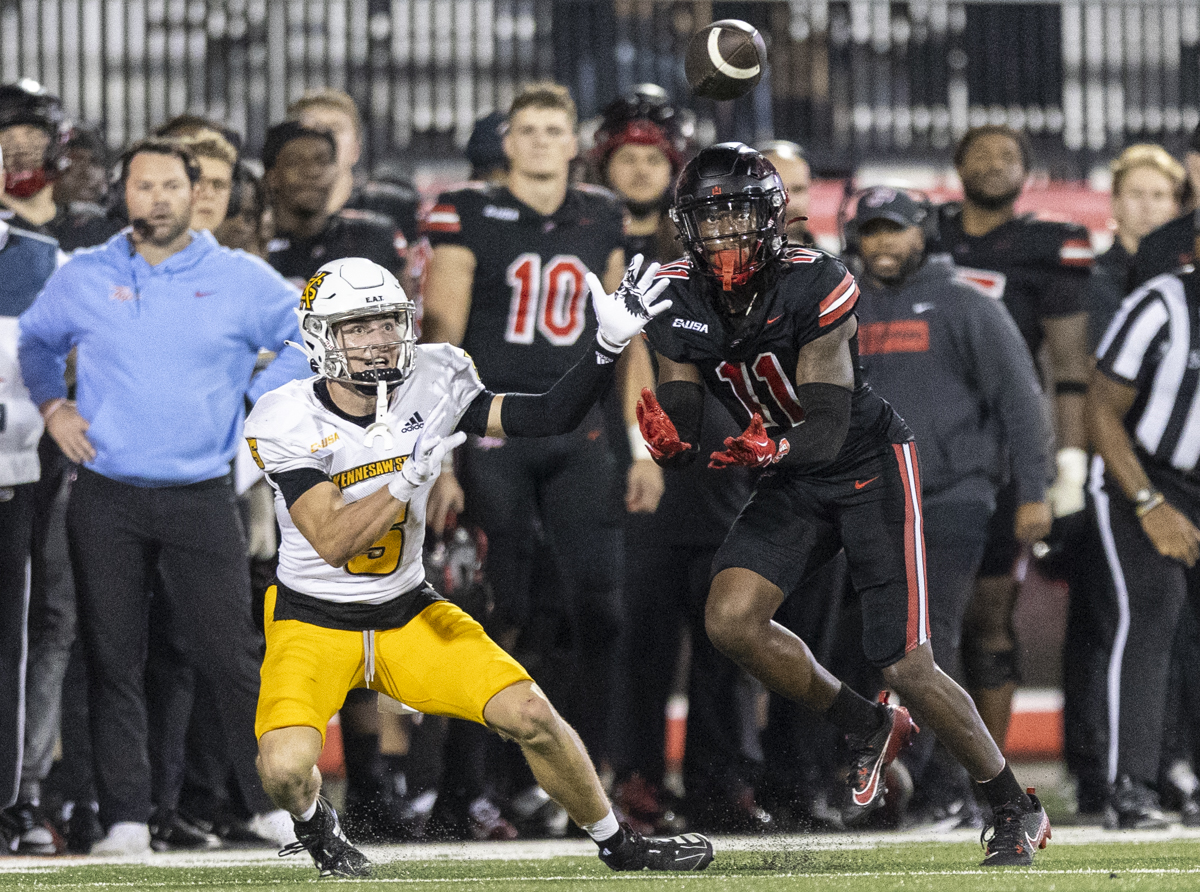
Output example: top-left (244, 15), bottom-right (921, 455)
top-left (261, 120), bottom-right (337, 171)
top-left (853, 187), bottom-right (926, 228)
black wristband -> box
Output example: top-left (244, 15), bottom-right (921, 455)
top-left (1054, 380), bottom-right (1088, 396)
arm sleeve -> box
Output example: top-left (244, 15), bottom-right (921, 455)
top-left (271, 467), bottom-right (334, 508)
top-left (247, 263), bottom-right (309, 403)
top-left (655, 379), bottom-right (704, 466)
top-left (497, 338), bottom-right (622, 437)
top-left (454, 389), bottom-right (495, 437)
top-left (960, 292), bottom-right (1052, 505)
top-left (17, 265), bottom-right (78, 406)
top-left (771, 382), bottom-right (852, 469)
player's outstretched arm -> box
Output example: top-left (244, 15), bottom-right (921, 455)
top-left (484, 254), bottom-right (672, 438)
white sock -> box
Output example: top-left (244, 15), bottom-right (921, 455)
top-left (294, 799), bottom-right (318, 823)
top-left (582, 809), bottom-right (621, 844)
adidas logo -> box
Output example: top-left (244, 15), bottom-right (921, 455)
top-left (595, 351), bottom-right (615, 365)
top-left (399, 412), bottom-right (425, 434)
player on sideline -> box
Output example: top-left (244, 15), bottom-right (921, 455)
top-left (245, 256), bottom-right (713, 878)
top-left (636, 143), bottom-right (1049, 866)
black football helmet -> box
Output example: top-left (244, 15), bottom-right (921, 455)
top-left (0, 80), bottom-right (70, 196)
top-left (670, 142), bottom-right (787, 297)
top-left (0, 80), bottom-right (66, 134)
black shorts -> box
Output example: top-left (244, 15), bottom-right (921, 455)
top-left (712, 441), bottom-right (931, 668)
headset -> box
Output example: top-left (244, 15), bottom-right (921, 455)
top-left (837, 182), bottom-right (938, 257)
top-left (108, 138), bottom-right (204, 228)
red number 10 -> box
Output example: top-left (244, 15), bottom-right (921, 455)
top-left (505, 253), bottom-right (589, 346)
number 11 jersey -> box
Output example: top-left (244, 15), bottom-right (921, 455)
top-left (644, 249), bottom-right (911, 475)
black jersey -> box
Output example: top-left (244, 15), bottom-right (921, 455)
top-left (346, 179), bottom-right (420, 246)
top-left (1131, 210), bottom-right (1197, 290)
top-left (267, 208), bottom-right (404, 289)
top-left (932, 204), bottom-right (1093, 357)
top-left (644, 247), bottom-right (909, 476)
top-left (424, 182), bottom-right (625, 393)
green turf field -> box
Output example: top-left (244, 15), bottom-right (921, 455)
top-left (3, 829), bottom-right (1200, 891)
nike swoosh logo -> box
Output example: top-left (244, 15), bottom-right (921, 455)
top-left (195, 291), bottom-right (216, 297)
top-left (854, 476), bottom-right (879, 489)
top-left (767, 315), bottom-right (783, 324)
top-left (853, 764), bottom-right (882, 806)
top-left (852, 720), bottom-right (897, 806)
top-left (912, 302), bottom-right (934, 314)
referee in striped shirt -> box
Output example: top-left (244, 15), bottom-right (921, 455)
top-left (1089, 257), bottom-right (1200, 828)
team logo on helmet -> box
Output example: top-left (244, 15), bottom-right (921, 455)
top-left (300, 271), bottom-right (327, 311)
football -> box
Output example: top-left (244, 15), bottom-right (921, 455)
top-left (684, 19), bottom-right (767, 101)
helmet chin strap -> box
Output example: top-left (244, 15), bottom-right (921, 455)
top-left (364, 379), bottom-right (394, 450)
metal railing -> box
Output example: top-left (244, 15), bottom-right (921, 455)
top-left (1, 0), bottom-right (1197, 176)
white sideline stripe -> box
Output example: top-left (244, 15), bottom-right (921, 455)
top-left (13, 867), bottom-right (1200, 886)
top-left (8, 825), bottom-right (1200, 873)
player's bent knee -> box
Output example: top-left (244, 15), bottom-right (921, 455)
top-left (704, 597), bottom-right (757, 655)
top-left (486, 682), bottom-right (560, 747)
top-left (257, 728), bottom-right (321, 792)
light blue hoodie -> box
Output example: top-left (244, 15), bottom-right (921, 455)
top-left (18, 229), bottom-right (311, 486)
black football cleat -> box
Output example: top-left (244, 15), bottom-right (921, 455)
top-left (980, 790), bottom-right (1051, 866)
top-left (599, 823), bottom-right (713, 872)
top-left (279, 796), bottom-right (372, 878)
top-left (842, 691), bottom-right (918, 826)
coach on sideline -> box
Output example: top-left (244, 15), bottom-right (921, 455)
top-left (17, 137), bottom-right (309, 855)
top-left (1089, 258), bottom-right (1200, 828)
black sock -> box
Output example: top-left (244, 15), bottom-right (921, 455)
top-left (824, 683), bottom-right (885, 737)
top-left (979, 763), bottom-right (1033, 811)
top-left (598, 826), bottom-right (626, 851)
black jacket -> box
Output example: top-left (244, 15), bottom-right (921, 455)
top-left (856, 256), bottom-right (1051, 508)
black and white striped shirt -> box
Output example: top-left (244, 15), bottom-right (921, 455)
top-left (1096, 266), bottom-right (1200, 476)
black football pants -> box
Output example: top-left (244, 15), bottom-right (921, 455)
top-left (67, 468), bottom-right (272, 827)
top-left (459, 410), bottom-right (625, 761)
top-left (0, 483), bottom-right (35, 808)
top-left (1097, 465), bottom-right (1200, 787)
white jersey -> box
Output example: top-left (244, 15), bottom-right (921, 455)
top-left (244, 343), bottom-right (485, 604)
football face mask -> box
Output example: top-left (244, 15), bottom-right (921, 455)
top-left (330, 311), bottom-right (414, 389)
top-left (686, 197), bottom-right (768, 292)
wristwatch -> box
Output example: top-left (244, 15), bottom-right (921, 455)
top-left (1133, 487), bottom-right (1165, 518)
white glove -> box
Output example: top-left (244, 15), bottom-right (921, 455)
top-left (585, 253), bottom-right (673, 352)
top-left (1046, 446), bottom-right (1088, 518)
top-left (388, 395), bottom-right (467, 503)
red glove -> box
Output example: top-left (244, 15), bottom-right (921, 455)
top-left (636, 388), bottom-right (691, 463)
top-left (708, 413), bottom-right (788, 469)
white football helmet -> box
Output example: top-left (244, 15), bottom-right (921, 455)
top-left (295, 257), bottom-right (416, 391)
